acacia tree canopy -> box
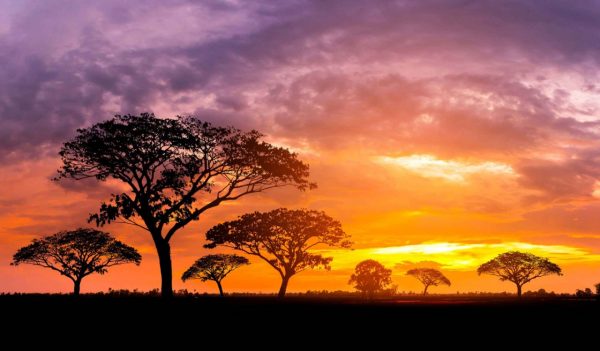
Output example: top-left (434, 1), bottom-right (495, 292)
top-left (181, 254), bottom-right (249, 297)
top-left (406, 268), bottom-right (451, 294)
top-left (349, 259), bottom-right (392, 298)
top-left (204, 208), bottom-right (351, 297)
top-left (12, 228), bottom-right (141, 295)
top-left (478, 251), bottom-right (562, 297)
top-left (56, 113), bottom-right (313, 297)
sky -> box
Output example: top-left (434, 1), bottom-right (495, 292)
top-left (1, 0), bottom-right (600, 295)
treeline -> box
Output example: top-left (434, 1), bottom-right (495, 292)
top-left (3, 286), bottom-right (599, 300)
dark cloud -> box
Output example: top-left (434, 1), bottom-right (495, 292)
top-left (53, 177), bottom-right (124, 199)
top-left (395, 260), bottom-right (445, 272)
top-left (2, 0), bottom-right (600, 202)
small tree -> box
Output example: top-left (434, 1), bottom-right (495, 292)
top-left (349, 259), bottom-right (392, 299)
top-left (12, 228), bottom-right (141, 295)
top-left (181, 254), bottom-right (249, 297)
top-left (56, 113), bottom-right (312, 298)
top-left (205, 208), bottom-right (351, 297)
top-left (477, 251), bottom-right (562, 298)
top-left (406, 268), bottom-right (451, 295)
top-left (595, 283), bottom-right (600, 296)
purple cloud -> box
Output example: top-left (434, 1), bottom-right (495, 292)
top-left (1, 0), bottom-right (600, 203)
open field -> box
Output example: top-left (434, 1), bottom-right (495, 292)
top-left (3, 294), bottom-right (598, 342)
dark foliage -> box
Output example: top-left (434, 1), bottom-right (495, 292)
top-left (205, 208), bottom-right (351, 297)
top-left (575, 288), bottom-right (594, 299)
top-left (55, 113), bottom-right (313, 297)
top-left (349, 259), bottom-right (392, 298)
top-left (406, 268), bottom-right (451, 294)
top-left (478, 251), bottom-right (562, 297)
top-left (182, 254), bottom-right (249, 296)
top-left (12, 228), bottom-right (141, 295)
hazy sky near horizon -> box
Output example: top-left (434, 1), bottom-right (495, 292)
top-left (2, 0), bottom-right (600, 294)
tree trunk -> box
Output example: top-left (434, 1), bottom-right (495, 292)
top-left (278, 275), bottom-right (291, 298)
top-left (516, 284), bottom-right (522, 298)
top-left (73, 279), bottom-right (82, 296)
top-left (154, 238), bottom-right (173, 298)
top-left (423, 285), bottom-right (429, 295)
top-left (216, 280), bottom-right (224, 297)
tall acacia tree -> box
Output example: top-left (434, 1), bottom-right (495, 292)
top-left (56, 113), bottom-right (313, 297)
top-left (406, 268), bottom-right (451, 295)
top-left (12, 228), bottom-right (141, 295)
top-left (478, 251), bottom-right (562, 298)
top-left (205, 208), bottom-right (351, 297)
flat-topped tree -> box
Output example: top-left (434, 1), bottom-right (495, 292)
top-left (12, 228), bottom-right (141, 295)
top-left (478, 251), bottom-right (562, 298)
top-left (56, 113), bottom-right (313, 298)
top-left (406, 268), bottom-right (451, 295)
top-left (182, 254), bottom-right (249, 297)
top-left (205, 208), bottom-right (351, 297)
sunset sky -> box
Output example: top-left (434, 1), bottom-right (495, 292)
top-left (2, 0), bottom-right (600, 295)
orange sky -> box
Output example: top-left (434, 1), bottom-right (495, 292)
top-left (1, 152), bottom-right (599, 295)
top-left (2, 1), bottom-right (600, 294)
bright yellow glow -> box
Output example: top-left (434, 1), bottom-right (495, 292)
top-left (377, 154), bottom-right (514, 183)
top-left (400, 210), bottom-right (425, 217)
top-left (373, 242), bottom-right (483, 255)
top-left (319, 241), bottom-right (600, 272)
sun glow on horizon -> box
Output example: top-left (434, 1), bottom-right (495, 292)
top-left (318, 241), bottom-right (600, 272)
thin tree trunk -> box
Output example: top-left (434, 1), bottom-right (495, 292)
top-left (516, 284), bottom-right (522, 298)
top-left (154, 237), bottom-right (173, 298)
top-left (73, 279), bottom-right (82, 296)
top-left (423, 285), bottom-right (429, 295)
top-left (216, 280), bottom-right (224, 297)
top-left (278, 275), bottom-right (291, 298)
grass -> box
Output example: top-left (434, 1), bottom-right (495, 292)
top-left (2, 294), bottom-right (598, 345)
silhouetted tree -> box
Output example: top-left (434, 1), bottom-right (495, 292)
top-left (406, 268), bottom-right (451, 295)
top-left (477, 251), bottom-right (562, 298)
top-left (595, 283), bottom-right (600, 296)
top-left (576, 288), bottom-right (594, 298)
top-left (181, 254), bottom-right (249, 297)
top-left (205, 208), bottom-right (351, 297)
top-left (349, 259), bottom-right (392, 299)
top-left (11, 228), bottom-right (141, 295)
top-left (56, 113), bottom-right (312, 298)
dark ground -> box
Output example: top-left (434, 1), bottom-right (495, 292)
top-left (3, 295), bottom-right (598, 346)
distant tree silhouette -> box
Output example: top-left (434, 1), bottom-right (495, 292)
top-left (349, 259), bottom-right (392, 299)
top-left (477, 251), bottom-right (562, 298)
top-left (11, 228), bottom-right (141, 296)
top-left (181, 254), bottom-right (249, 297)
top-left (205, 208), bottom-right (351, 297)
top-left (406, 268), bottom-right (451, 295)
top-left (595, 283), bottom-right (600, 296)
top-left (576, 288), bottom-right (594, 298)
top-left (56, 113), bottom-right (313, 298)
